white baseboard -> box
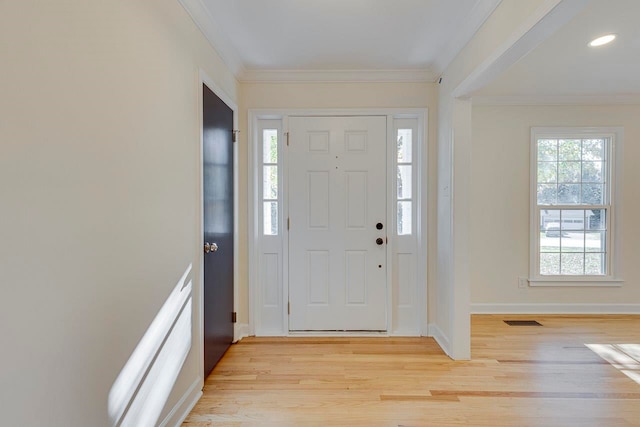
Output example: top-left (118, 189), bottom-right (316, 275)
top-left (233, 323), bottom-right (249, 343)
top-left (427, 323), bottom-right (451, 357)
top-left (471, 303), bottom-right (640, 314)
top-left (159, 377), bottom-right (202, 427)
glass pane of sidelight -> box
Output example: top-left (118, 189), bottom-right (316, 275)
top-left (397, 201), bottom-right (412, 235)
top-left (263, 202), bottom-right (278, 235)
top-left (397, 129), bottom-right (412, 163)
top-left (397, 165), bottom-right (412, 199)
top-left (263, 166), bottom-right (278, 199)
top-left (263, 129), bottom-right (278, 164)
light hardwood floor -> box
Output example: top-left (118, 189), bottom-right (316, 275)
top-left (183, 315), bottom-right (640, 426)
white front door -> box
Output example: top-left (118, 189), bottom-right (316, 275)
top-left (288, 116), bottom-right (387, 331)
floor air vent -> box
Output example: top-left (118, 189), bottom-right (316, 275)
top-left (504, 320), bottom-right (542, 326)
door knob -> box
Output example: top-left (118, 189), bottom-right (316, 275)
top-left (376, 237), bottom-right (384, 245)
top-left (204, 242), bottom-right (219, 254)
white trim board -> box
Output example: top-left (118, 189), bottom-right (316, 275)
top-left (428, 323), bottom-right (452, 358)
top-left (158, 378), bottom-right (202, 427)
top-left (473, 94), bottom-right (640, 106)
top-left (471, 303), bottom-right (640, 315)
top-left (233, 323), bottom-right (249, 343)
top-left (240, 69), bottom-right (437, 83)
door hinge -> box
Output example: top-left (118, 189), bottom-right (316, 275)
top-left (232, 130), bottom-right (239, 143)
top-left (287, 217), bottom-right (290, 230)
top-left (287, 302), bottom-right (290, 315)
top-left (232, 312), bottom-right (237, 323)
top-left (285, 131), bottom-right (290, 146)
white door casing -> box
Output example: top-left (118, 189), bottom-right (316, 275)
top-left (288, 116), bottom-right (387, 331)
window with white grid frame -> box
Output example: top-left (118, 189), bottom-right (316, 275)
top-left (531, 128), bottom-right (617, 279)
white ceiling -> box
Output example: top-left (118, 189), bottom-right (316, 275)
top-left (476, 0), bottom-right (640, 101)
top-left (182, 0), bottom-right (501, 81)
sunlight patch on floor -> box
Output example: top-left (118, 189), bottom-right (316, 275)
top-left (586, 343), bottom-right (640, 385)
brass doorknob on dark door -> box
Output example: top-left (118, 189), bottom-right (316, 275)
top-left (376, 238), bottom-right (384, 245)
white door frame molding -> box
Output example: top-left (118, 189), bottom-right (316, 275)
top-left (248, 108), bottom-right (428, 337)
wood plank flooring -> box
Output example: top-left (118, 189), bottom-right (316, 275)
top-left (183, 315), bottom-right (640, 426)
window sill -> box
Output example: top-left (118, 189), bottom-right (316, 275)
top-left (528, 277), bottom-right (624, 287)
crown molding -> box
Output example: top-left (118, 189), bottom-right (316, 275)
top-left (431, 0), bottom-right (503, 75)
top-left (178, 0), bottom-right (245, 77)
top-left (473, 94), bottom-right (640, 106)
top-left (239, 69), bottom-right (438, 83)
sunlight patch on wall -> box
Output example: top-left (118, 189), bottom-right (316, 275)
top-left (108, 264), bottom-right (193, 427)
top-left (586, 343), bottom-right (640, 385)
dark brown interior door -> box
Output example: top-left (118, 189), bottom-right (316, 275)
top-left (202, 84), bottom-right (234, 377)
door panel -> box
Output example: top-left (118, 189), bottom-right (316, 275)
top-left (202, 84), bottom-right (234, 377)
top-left (288, 116), bottom-right (387, 331)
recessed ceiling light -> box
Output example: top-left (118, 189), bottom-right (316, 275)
top-left (589, 34), bottom-right (616, 47)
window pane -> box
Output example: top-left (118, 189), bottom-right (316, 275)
top-left (540, 253), bottom-right (560, 275)
top-left (559, 139), bottom-right (581, 161)
top-left (263, 166), bottom-right (278, 199)
top-left (582, 161), bottom-right (604, 182)
top-left (557, 184), bottom-right (580, 204)
top-left (541, 209), bottom-right (561, 236)
top-left (540, 231), bottom-right (560, 252)
top-left (588, 209), bottom-right (606, 230)
top-left (537, 139), bottom-right (557, 161)
top-left (558, 161), bottom-right (581, 183)
top-left (397, 129), bottom-right (412, 163)
top-left (561, 232), bottom-right (584, 253)
top-left (561, 253), bottom-right (584, 275)
top-left (397, 201), bottom-right (412, 235)
top-left (583, 139), bottom-right (604, 161)
top-left (397, 165), bottom-right (412, 199)
top-left (537, 162), bottom-right (557, 184)
top-left (585, 231), bottom-right (606, 252)
top-left (263, 129), bottom-right (278, 163)
top-left (560, 209), bottom-right (586, 233)
top-left (582, 184), bottom-right (604, 205)
top-left (263, 201), bottom-right (278, 235)
top-left (537, 184), bottom-right (557, 205)
top-left (585, 253), bottom-right (605, 275)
